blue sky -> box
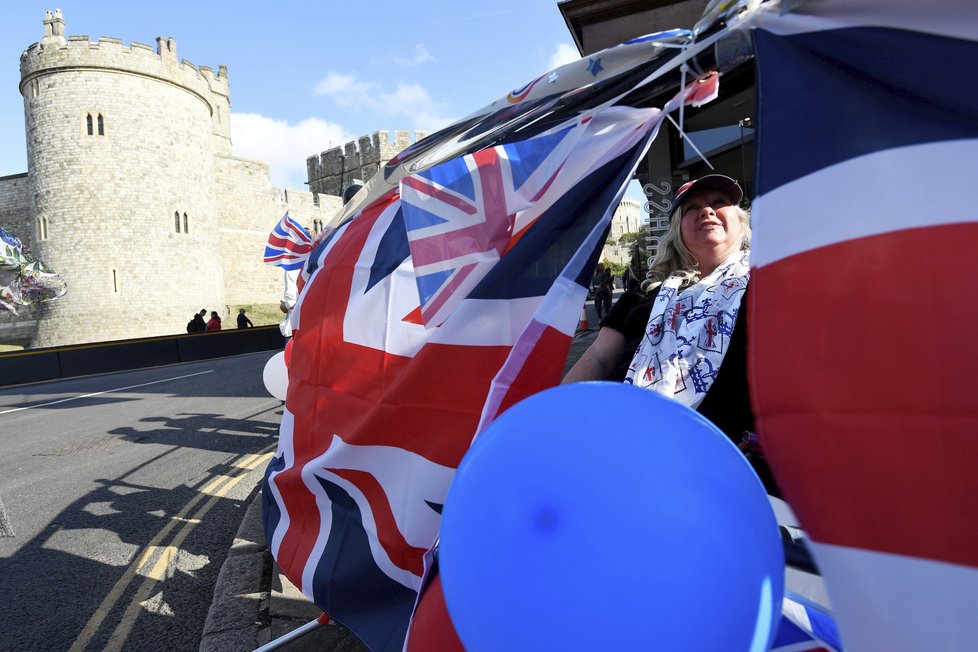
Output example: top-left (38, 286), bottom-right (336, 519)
top-left (0, 2), bottom-right (646, 202)
top-left (0, 3), bottom-right (574, 185)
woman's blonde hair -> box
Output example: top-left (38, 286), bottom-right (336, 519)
top-left (648, 203), bottom-right (751, 287)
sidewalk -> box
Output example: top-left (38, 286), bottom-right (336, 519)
top-left (199, 325), bottom-right (601, 651)
top-left (197, 483), bottom-right (368, 652)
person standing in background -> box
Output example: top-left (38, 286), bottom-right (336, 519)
top-left (237, 308), bottom-right (254, 329)
top-left (187, 309), bottom-right (206, 333)
top-left (206, 311), bottom-right (222, 331)
top-left (591, 264), bottom-right (614, 321)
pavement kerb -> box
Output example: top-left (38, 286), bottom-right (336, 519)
top-left (199, 471), bottom-right (271, 652)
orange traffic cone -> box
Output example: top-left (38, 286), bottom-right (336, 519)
top-left (577, 308), bottom-right (590, 332)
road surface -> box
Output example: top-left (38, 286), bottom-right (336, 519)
top-left (0, 352), bottom-right (282, 651)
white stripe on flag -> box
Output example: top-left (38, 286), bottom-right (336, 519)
top-left (781, 598), bottom-right (813, 636)
top-left (808, 541), bottom-right (978, 651)
top-left (267, 409), bottom-right (296, 560)
top-left (786, 567), bottom-right (832, 614)
top-left (751, 139), bottom-right (978, 268)
top-left (754, 0), bottom-right (978, 42)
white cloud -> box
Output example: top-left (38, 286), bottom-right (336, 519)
top-left (313, 72), bottom-right (377, 106)
top-left (230, 113), bottom-right (354, 190)
top-left (394, 43), bottom-right (436, 67)
top-left (313, 72), bottom-right (455, 134)
top-left (547, 43), bottom-right (581, 71)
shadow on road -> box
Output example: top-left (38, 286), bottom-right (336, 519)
top-left (0, 407), bottom-right (281, 651)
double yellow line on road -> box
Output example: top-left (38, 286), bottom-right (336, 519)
top-left (69, 445), bottom-right (277, 652)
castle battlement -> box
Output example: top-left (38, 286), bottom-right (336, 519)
top-left (305, 130), bottom-right (430, 189)
top-left (20, 13), bottom-right (229, 106)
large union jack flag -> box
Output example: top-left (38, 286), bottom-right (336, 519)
top-left (263, 212), bottom-right (313, 270)
top-left (262, 105), bottom-right (666, 651)
top-left (750, 1), bottom-right (978, 650)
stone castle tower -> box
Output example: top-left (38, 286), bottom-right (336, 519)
top-left (19, 10), bottom-right (230, 347)
top-left (0, 11), bottom-right (345, 347)
top-left (600, 197), bottom-right (643, 266)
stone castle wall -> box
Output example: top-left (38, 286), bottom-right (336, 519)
top-left (0, 174), bottom-right (36, 345)
top-left (609, 198), bottom-right (642, 238)
top-left (601, 198), bottom-right (644, 267)
top-left (0, 174), bottom-right (31, 241)
top-left (214, 155), bottom-right (342, 307)
top-left (0, 12), bottom-right (410, 348)
top-left (306, 130), bottom-right (429, 196)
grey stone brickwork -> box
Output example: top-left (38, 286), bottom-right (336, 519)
top-left (214, 155), bottom-right (341, 307)
top-left (0, 11), bottom-right (371, 348)
top-left (0, 173), bottom-right (36, 345)
top-left (600, 197), bottom-right (643, 266)
top-left (0, 174), bottom-right (31, 239)
top-left (306, 130), bottom-right (429, 197)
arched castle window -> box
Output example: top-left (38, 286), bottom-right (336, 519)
top-left (183, 213), bottom-right (188, 234)
top-left (174, 211), bottom-right (181, 233)
top-left (37, 215), bottom-right (48, 241)
top-left (86, 113), bottom-right (105, 136)
top-left (313, 219), bottom-right (323, 234)
top-left (31, 80), bottom-right (39, 98)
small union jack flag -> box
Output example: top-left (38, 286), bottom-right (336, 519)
top-left (263, 212), bottom-right (313, 270)
top-left (399, 125), bottom-right (580, 327)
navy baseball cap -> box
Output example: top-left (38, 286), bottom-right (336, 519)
top-left (672, 174), bottom-right (743, 217)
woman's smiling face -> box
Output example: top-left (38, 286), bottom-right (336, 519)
top-left (678, 189), bottom-right (743, 267)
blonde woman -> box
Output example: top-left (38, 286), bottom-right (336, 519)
top-left (564, 175), bottom-right (754, 447)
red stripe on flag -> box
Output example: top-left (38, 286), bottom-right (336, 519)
top-left (264, 252), bottom-right (304, 262)
top-left (268, 233), bottom-right (313, 252)
top-left (751, 223), bottom-right (978, 568)
top-left (419, 263), bottom-right (477, 323)
top-left (327, 467), bottom-right (428, 576)
top-left (402, 306), bottom-right (424, 324)
top-left (493, 324), bottom-right (573, 418)
top-left (402, 176), bottom-right (478, 215)
top-left (405, 573), bottom-right (465, 652)
top-left (284, 219), bottom-right (313, 243)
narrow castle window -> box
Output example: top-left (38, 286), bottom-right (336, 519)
top-left (31, 80), bottom-right (39, 98)
top-left (38, 216), bottom-right (48, 240)
top-left (183, 213), bottom-right (188, 234)
top-left (86, 114), bottom-right (93, 136)
top-left (313, 219), bottom-right (323, 234)
top-left (174, 211), bottom-right (181, 233)
top-left (112, 269), bottom-right (118, 293)
top-left (97, 114), bottom-right (104, 136)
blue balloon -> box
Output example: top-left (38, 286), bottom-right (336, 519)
top-left (439, 382), bottom-right (784, 652)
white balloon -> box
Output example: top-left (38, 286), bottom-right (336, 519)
top-left (262, 351), bottom-right (288, 400)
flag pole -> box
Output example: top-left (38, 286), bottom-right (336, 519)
top-left (252, 613), bottom-right (330, 652)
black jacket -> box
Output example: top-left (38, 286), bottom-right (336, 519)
top-left (601, 288), bottom-right (779, 495)
top-left (601, 287), bottom-right (753, 443)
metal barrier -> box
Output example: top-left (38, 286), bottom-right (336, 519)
top-left (0, 326), bottom-right (285, 388)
